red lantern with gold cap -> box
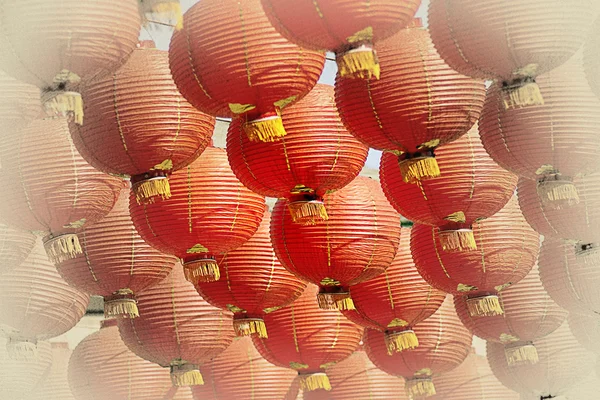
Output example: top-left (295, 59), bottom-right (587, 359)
top-left (56, 188), bottom-right (177, 319)
top-left (227, 83), bottom-right (368, 225)
top-left (71, 41), bottom-right (216, 204)
top-left (343, 226), bottom-right (446, 354)
top-left (335, 19), bottom-right (485, 183)
top-left (252, 285), bottom-right (363, 393)
top-left (411, 197), bottom-right (540, 318)
top-left (168, 0), bottom-right (325, 143)
top-left (129, 146), bottom-right (266, 284)
top-left (380, 124), bottom-right (517, 252)
top-left (0, 223), bottom-right (37, 276)
top-left (270, 176), bottom-right (401, 311)
top-left (364, 296), bottom-right (472, 399)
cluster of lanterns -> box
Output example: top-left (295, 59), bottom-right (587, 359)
top-left (0, 0), bottom-right (599, 399)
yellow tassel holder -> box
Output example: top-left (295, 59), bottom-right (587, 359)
top-left (183, 258), bottom-right (220, 284)
top-left (337, 45), bottom-right (381, 80)
top-left (287, 200), bottom-right (329, 226)
top-left (44, 233), bottom-right (83, 264)
top-left (104, 289), bottom-right (139, 319)
top-left (233, 317), bottom-right (268, 338)
top-left (170, 362), bottom-right (204, 387)
top-left (501, 78), bottom-right (544, 109)
top-left (466, 295), bottom-right (504, 317)
top-left (405, 377), bottom-right (436, 398)
top-left (243, 114), bottom-right (287, 143)
top-left (132, 176), bottom-right (171, 204)
top-left (317, 291), bottom-right (355, 311)
top-left (41, 90), bottom-right (84, 125)
top-left (438, 229), bottom-right (477, 252)
top-left (299, 372), bottom-right (332, 392)
top-left (537, 177), bottom-right (580, 207)
top-left (384, 329), bottom-right (419, 355)
top-left (398, 156), bottom-right (441, 184)
top-left (575, 243), bottom-right (600, 266)
top-left (6, 338), bottom-right (37, 361)
top-left (505, 343), bottom-right (539, 366)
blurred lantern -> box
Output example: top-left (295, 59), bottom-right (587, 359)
top-left (0, 223), bottom-right (37, 276)
top-left (117, 266), bottom-right (235, 387)
top-left (335, 19), bottom-right (485, 183)
top-left (129, 147), bottom-right (265, 284)
top-left (568, 312), bottom-right (600, 355)
top-left (364, 296), bottom-right (472, 399)
top-left (0, 0), bottom-right (141, 124)
top-left (31, 342), bottom-right (74, 400)
top-left (585, 17), bottom-right (600, 99)
top-left (428, 0), bottom-right (597, 109)
top-left (227, 84), bottom-right (368, 225)
top-left (168, 0), bottom-right (325, 143)
top-left (195, 211), bottom-right (306, 339)
top-left (0, 337), bottom-right (51, 399)
top-left (412, 197), bottom-right (540, 317)
top-left (480, 53), bottom-right (600, 206)
top-left (56, 189), bottom-right (177, 319)
top-left (343, 227), bottom-right (446, 354)
top-left (270, 176), bottom-right (400, 310)
top-left (0, 239), bottom-right (89, 359)
top-left (0, 117), bottom-right (123, 264)
top-left (0, 69), bottom-right (40, 133)
top-left (487, 321), bottom-right (596, 398)
top-left (454, 264), bottom-right (567, 366)
top-left (252, 285), bottom-right (363, 392)
top-left (139, 0), bottom-right (183, 29)
top-left (380, 124), bottom-right (517, 252)
top-left (261, 0), bottom-right (420, 80)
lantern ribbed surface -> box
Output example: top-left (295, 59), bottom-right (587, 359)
top-left (0, 69), bottom-right (40, 132)
top-left (0, 337), bottom-right (52, 399)
top-left (31, 342), bottom-right (75, 400)
top-left (270, 176), bottom-right (401, 308)
top-left (195, 211), bottom-right (306, 339)
top-left (487, 321), bottom-right (596, 398)
top-left (0, 223), bottom-right (37, 276)
top-left (252, 285), bottom-right (364, 392)
top-left (584, 17), bottom-right (600, 99)
top-left (568, 312), bottom-right (600, 355)
top-left (343, 227), bottom-right (446, 353)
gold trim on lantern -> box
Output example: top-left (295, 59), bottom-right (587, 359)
top-left (405, 377), bottom-right (436, 398)
top-left (398, 156), bottom-right (441, 184)
top-left (170, 362), bottom-right (204, 386)
top-left (444, 211), bottom-right (466, 223)
top-left (290, 361), bottom-right (309, 370)
top-left (466, 295), bottom-right (504, 317)
top-left (104, 289), bottom-right (139, 319)
top-left (504, 343), bottom-right (539, 366)
top-left (384, 329), bottom-right (419, 354)
top-left (287, 200), bottom-right (329, 225)
top-left (337, 44), bottom-right (380, 80)
top-left (299, 372), bottom-right (332, 392)
top-left (242, 114), bottom-right (287, 143)
top-left (438, 229), bottom-right (477, 252)
top-left (233, 317), bottom-right (268, 338)
top-left (132, 176), bottom-right (171, 204)
top-left (44, 233), bottom-right (83, 264)
top-left (183, 259), bottom-right (220, 284)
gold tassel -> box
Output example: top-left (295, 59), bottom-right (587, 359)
top-left (337, 46), bottom-right (381, 80)
top-left (438, 229), bottom-right (477, 252)
top-left (501, 81), bottom-right (544, 109)
top-left (233, 318), bottom-right (268, 338)
top-left (183, 259), bottom-right (220, 284)
top-left (6, 339), bottom-right (37, 361)
top-left (505, 343), bottom-right (539, 366)
top-left (385, 330), bottom-right (419, 355)
top-left (466, 295), bottom-right (504, 317)
top-left (405, 378), bottom-right (436, 398)
top-left (170, 363), bottom-right (204, 387)
top-left (537, 179), bottom-right (580, 206)
top-left (44, 234), bottom-right (83, 264)
top-left (317, 292), bottom-right (355, 311)
top-left (287, 200), bottom-right (328, 225)
top-left (300, 373), bottom-right (332, 392)
top-left (41, 90), bottom-right (84, 125)
top-left (243, 115), bottom-right (287, 143)
top-left (132, 177), bottom-right (171, 205)
top-left (104, 289), bottom-right (139, 319)
top-left (398, 156), bottom-right (441, 184)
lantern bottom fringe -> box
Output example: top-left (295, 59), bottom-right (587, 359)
top-left (317, 292), bottom-right (355, 311)
top-left (132, 176), bottom-right (171, 204)
top-left (337, 46), bottom-right (381, 80)
top-left (537, 179), bottom-right (580, 207)
top-left (406, 378), bottom-right (436, 398)
top-left (501, 81), bottom-right (544, 109)
top-left (143, 1), bottom-right (183, 30)
top-left (233, 317), bottom-right (268, 338)
top-left (398, 156), bottom-right (441, 184)
top-left (438, 229), bottom-right (477, 252)
top-left (243, 115), bottom-right (287, 143)
top-left (385, 330), bottom-right (419, 354)
top-left (44, 233), bottom-right (83, 264)
top-left (41, 90), bottom-right (84, 125)
top-left (183, 259), bottom-right (220, 284)
top-left (466, 295), bottom-right (504, 317)
top-left (104, 290), bottom-right (139, 319)
top-left (287, 200), bottom-right (329, 225)
top-left (505, 343), bottom-right (539, 366)
top-left (300, 372), bottom-right (332, 392)
top-left (170, 364), bottom-right (204, 387)
top-left (6, 339), bottom-right (37, 361)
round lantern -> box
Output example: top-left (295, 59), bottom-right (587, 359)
top-left (364, 296), bottom-right (472, 399)
top-left (568, 312), bottom-right (600, 355)
top-left (0, 223), bottom-right (37, 276)
top-left (56, 188), bottom-right (177, 319)
top-left (0, 69), bottom-right (40, 133)
top-left (139, 0), bottom-right (183, 30)
top-left (487, 321), bottom-right (596, 398)
top-left (0, 337), bottom-right (51, 399)
top-left (252, 285), bottom-right (364, 392)
top-left (227, 83), bottom-right (369, 225)
top-left (129, 146), bottom-right (266, 284)
top-left (195, 211), bottom-right (306, 339)
top-left (261, 0), bottom-right (420, 80)
top-left (31, 342), bottom-right (74, 400)
top-left (0, 0), bottom-right (141, 124)
top-left (343, 226), bottom-right (446, 354)
top-left (335, 19), bottom-right (485, 183)
top-left (454, 263), bottom-right (567, 366)
top-left (428, 0), bottom-right (597, 109)
top-left (0, 239), bottom-right (89, 358)
top-left (380, 124), bottom-right (517, 252)
top-left (0, 117), bottom-right (123, 264)
top-left (168, 0), bottom-right (325, 143)
top-left (117, 266), bottom-right (235, 387)
top-left (71, 41), bottom-right (216, 204)
top-left (411, 197), bottom-right (540, 317)
top-left (270, 176), bottom-right (401, 310)
top-left (585, 17), bottom-right (600, 99)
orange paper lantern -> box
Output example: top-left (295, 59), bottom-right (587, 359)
top-left (0, 223), bottom-right (37, 276)
top-left (0, 337), bottom-right (52, 399)
top-left (31, 342), bottom-right (75, 400)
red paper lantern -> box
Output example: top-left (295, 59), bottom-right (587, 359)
top-left (129, 146), bottom-right (266, 284)
top-left (31, 342), bottom-right (74, 400)
top-left (0, 117), bottom-right (123, 264)
top-left (0, 0), bottom-right (141, 124)
top-left (252, 285), bottom-right (363, 392)
top-left (56, 188), bottom-right (177, 319)
top-left (343, 227), bottom-right (446, 353)
top-left (0, 69), bottom-right (40, 133)
top-left (364, 296), bottom-right (472, 399)
top-left (0, 337), bottom-right (52, 399)
top-left (168, 0), bottom-right (325, 142)
top-left (270, 176), bottom-right (401, 310)
top-left (195, 211), bottom-right (306, 339)
top-left (454, 264), bottom-right (567, 366)
top-left (380, 124), bottom-right (517, 252)
top-left (261, 0), bottom-right (420, 80)
top-left (0, 223), bottom-right (37, 276)
top-left (117, 266), bottom-right (235, 387)
top-left (227, 83), bottom-right (369, 225)
top-left (585, 17), bottom-right (600, 99)
top-left (335, 19), bottom-right (485, 183)
top-left (428, 0), bottom-right (597, 109)
top-left (411, 197), bottom-right (540, 318)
